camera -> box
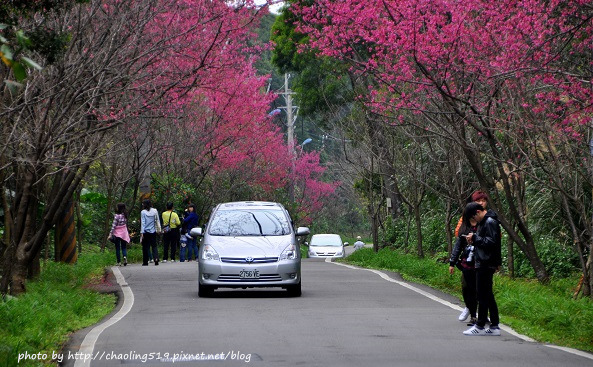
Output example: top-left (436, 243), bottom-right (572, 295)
top-left (466, 246), bottom-right (475, 262)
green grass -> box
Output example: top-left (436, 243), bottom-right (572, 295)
top-left (0, 251), bottom-right (117, 367)
top-left (343, 247), bottom-right (593, 353)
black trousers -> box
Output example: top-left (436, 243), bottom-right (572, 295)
top-left (142, 232), bottom-right (158, 265)
top-left (461, 268), bottom-right (477, 317)
top-left (476, 267), bottom-right (499, 328)
top-left (163, 228), bottom-right (179, 261)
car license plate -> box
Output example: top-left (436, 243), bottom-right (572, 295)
top-left (239, 269), bottom-right (260, 279)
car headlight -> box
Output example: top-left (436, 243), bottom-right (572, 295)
top-left (279, 244), bottom-right (298, 260)
top-left (201, 245), bottom-right (220, 261)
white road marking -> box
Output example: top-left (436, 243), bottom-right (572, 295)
top-left (73, 260), bottom-right (592, 364)
top-left (327, 258), bottom-right (593, 360)
top-left (74, 266), bottom-right (135, 367)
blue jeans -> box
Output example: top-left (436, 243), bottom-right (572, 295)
top-left (180, 239), bottom-right (187, 262)
top-left (186, 237), bottom-right (198, 260)
top-left (113, 236), bottom-right (128, 263)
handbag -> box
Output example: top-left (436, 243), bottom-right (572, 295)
top-left (163, 212), bottom-right (172, 233)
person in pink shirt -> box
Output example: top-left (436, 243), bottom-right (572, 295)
top-left (108, 203), bottom-right (131, 266)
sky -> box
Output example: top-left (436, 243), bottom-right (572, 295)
top-left (255, 0), bottom-right (285, 14)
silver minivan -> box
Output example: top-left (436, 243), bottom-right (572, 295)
top-left (307, 234), bottom-right (345, 258)
top-left (191, 201), bottom-right (309, 297)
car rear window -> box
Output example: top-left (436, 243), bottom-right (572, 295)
top-left (208, 209), bottom-right (291, 236)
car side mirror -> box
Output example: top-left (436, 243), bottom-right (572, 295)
top-left (343, 242), bottom-right (349, 246)
top-left (296, 227), bottom-right (310, 237)
top-left (190, 227), bottom-right (203, 237)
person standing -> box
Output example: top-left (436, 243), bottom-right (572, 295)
top-left (162, 202), bottom-right (181, 263)
top-left (449, 216), bottom-right (477, 325)
top-left (140, 199), bottom-right (161, 266)
top-left (183, 204), bottom-right (199, 261)
top-left (353, 236), bottom-right (365, 250)
top-left (108, 203), bottom-right (130, 266)
top-left (462, 202), bottom-right (502, 336)
top-left (451, 190), bottom-right (492, 322)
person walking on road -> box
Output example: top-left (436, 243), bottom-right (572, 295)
top-left (462, 202), bottom-right (502, 336)
top-left (108, 203), bottom-right (130, 266)
top-left (353, 236), bottom-right (365, 250)
top-left (162, 202), bottom-right (181, 263)
top-left (140, 199), bottom-right (161, 266)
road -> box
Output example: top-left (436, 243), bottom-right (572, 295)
top-left (65, 250), bottom-right (592, 367)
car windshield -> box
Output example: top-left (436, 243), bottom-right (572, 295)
top-left (208, 209), bottom-right (292, 236)
top-left (310, 235), bottom-right (342, 247)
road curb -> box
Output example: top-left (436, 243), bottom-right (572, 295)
top-left (326, 258), bottom-right (593, 361)
top-left (61, 267), bottom-right (133, 367)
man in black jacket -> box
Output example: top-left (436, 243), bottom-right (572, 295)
top-left (461, 202), bottom-right (502, 336)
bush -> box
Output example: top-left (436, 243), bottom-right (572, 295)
top-left (0, 251), bottom-right (116, 367)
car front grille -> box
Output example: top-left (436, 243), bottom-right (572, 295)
top-left (220, 257), bottom-right (279, 264)
top-left (217, 274), bottom-right (283, 282)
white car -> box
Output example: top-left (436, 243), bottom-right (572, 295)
top-left (191, 201), bottom-right (309, 297)
top-left (307, 234), bottom-right (345, 258)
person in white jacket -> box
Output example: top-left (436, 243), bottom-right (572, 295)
top-left (140, 199), bottom-right (162, 266)
top-left (353, 236), bottom-right (365, 250)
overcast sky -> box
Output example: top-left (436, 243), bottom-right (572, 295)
top-left (255, 0), bottom-right (285, 14)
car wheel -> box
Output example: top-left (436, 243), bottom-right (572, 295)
top-left (286, 281), bottom-right (301, 297)
top-left (198, 282), bottom-right (215, 297)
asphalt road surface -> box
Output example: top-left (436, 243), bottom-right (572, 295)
top-left (66, 251), bottom-right (593, 367)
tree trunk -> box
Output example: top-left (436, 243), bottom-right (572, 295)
top-left (507, 235), bottom-right (514, 278)
top-left (101, 161), bottom-right (117, 251)
top-left (461, 139), bottom-right (549, 283)
top-left (560, 194), bottom-right (591, 297)
top-left (75, 188), bottom-right (83, 253)
top-left (445, 201), bottom-right (453, 255)
top-left (2, 161), bottom-right (91, 296)
top-left (9, 257), bottom-right (28, 296)
top-left (587, 250), bottom-right (593, 298)
top-left (28, 250), bottom-right (41, 280)
top-left (413, 204), bottom-right (424, 258)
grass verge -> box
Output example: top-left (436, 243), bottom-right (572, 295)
top-left (0, 251), bottom-right (116, 367)
top-left (343, 247), bottom-right (593, 353)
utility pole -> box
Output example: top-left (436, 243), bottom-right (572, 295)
top-left (280, 73), bottom-right (298, 155)
top-left (279, 73), bottom-right (299, 201)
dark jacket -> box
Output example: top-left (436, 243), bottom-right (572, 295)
top-left (449, 219), bottom-right (476, 270)
top-left (473, 209), bottom-right (502, 269)
top-left (183, 211), bottom-right (199, 233)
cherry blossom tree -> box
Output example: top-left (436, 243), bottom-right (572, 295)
top-left (1, 0), bottom-right (335, 295)
top-left (292, 0), bottom-right (593, 285)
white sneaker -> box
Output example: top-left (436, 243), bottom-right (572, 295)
top-left (463, 325), bottom-right (486, 336)
top-left (162, 260), bottom-right (167, 263)
top-left (149, 259), bottom-right (154, 263)
top-left (458, 307), bottom-right (470, 322)
top-left (171, 259), bottom-right (176, 263)
top-left (485, 327), bottom-right (501, 336)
